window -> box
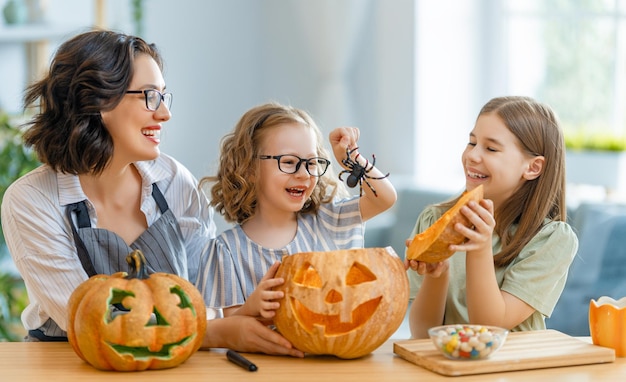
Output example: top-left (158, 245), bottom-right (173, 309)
top-left (415, 0), bottom-right (626, 193)
top-left (506, 0), bottom-right (626, 136)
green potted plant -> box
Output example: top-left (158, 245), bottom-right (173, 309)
top-left (565, 130), bottom-right (626, 152)
top-left (0, 109), bottom-right (39, 341)
top-left (565, 130), bottom-right (626, 192)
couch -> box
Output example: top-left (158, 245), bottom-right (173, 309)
top-left (546, 202), bottom-right (626, 335)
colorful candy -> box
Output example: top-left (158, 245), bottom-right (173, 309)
top-left (429, 325), bottom-right (508, 360)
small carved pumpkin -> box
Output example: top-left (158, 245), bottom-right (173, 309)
top-left (67, 250), bottom-right (207, 371)
top-left (272, 247), bottom-right (409, 359)
top-left (589, 296), bottom-right (626, 357)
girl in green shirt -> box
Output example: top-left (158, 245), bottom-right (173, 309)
top-left (406, 96), bottom-right (578, 338)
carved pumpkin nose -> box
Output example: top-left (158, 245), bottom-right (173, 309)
top-left (325, 289), bottom-right (343, 303)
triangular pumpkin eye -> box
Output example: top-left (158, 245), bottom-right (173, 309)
top-left (293, 262), bottom-right (322, 287)
top-left (345, 262), bottom-right (377, 285)
top-left (146, 308), bottom-right (169, 326)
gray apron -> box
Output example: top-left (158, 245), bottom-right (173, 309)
top-left (27, 184), bottom-right (187, 341)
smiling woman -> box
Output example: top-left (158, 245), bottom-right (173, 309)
top-left (0, 30), bottom-right (214, 344)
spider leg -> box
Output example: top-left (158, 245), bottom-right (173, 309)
top-left (363, 172), bottom-right (390, 181)
top-left (366, 154), bottom-right (376, 171)
top-left (338, 169), bottom-right (350, 181)
top-left (347, 146), bottom-right (359, 156)
top-left (362, 177), bottom-right (378, 197)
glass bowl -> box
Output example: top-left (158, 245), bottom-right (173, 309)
top-left (428, 324), bottom-right (508, 360)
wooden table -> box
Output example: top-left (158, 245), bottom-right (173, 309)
top-left (1, 339), bottom-right (625, 381)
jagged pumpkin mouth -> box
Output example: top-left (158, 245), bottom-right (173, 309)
top-left (106, 336), bottom-right (194, 359)
top-left (289, 296), bottom-right (382, 335)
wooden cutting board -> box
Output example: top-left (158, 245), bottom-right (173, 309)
top-left (393, 329), bottom-right (615, 377)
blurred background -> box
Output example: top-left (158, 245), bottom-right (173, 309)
top-left (2, 1), bottom-right (624, 206)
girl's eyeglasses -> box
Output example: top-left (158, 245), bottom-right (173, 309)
top-left (259, 155), bottom-right (330, 177)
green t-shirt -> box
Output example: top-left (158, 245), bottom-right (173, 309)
top-left (407, 205), bottom-right (578, 332)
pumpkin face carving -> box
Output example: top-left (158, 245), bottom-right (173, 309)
top-left (272, 247), bottom-right (409, 359)
top-left (67, 250), bottom-right (207, 371)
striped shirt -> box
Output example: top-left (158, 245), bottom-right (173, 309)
top-left (1, 153), bottom-right (215, 332)
top-left (196, 196), bottom-right (363, 308)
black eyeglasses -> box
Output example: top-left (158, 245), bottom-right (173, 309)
top-left (125, 89), bottom-right (173, 111)
top-left (259, 155), bottom-right (331, 177)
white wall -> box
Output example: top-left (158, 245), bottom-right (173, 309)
top-left (4, 0), bottom-right (415, 176)
top-left (1, 0), bottom-right (416, 233)
top-left (140, 0), bottom-right (415, 184)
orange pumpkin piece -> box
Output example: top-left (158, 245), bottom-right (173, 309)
top-left (406, 185), bottom-right (483, 262)
top-left (67, 250), bottom-right (207, 371)
top-left (272, 247), bottom-right (409, 359)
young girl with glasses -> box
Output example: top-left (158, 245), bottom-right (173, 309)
top-left (196, 102), bottom-right (397, 322)
top-left (405, 96), bottom-right (578, 338)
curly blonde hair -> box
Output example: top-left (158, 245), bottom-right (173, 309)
top-left (201, 102), bottom-right (348, 224)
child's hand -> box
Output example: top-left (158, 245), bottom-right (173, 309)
top-left (404, 236), bottom-right (449, 277)
top-left (240, 262), bottom-right (285, 319)
top-left (405, 258), bottom-right (449, 277)
top-left (450, 198), bottom-right (495, 255)
top-left (329, 126), bottom-right (360, 165)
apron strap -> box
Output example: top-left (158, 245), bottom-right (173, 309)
top-left (65, 201), bottom-right (98, 277)
top-left (151, 183), bottom-right (169, 213)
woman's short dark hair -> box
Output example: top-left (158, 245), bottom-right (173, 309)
top-left (22, 30), bottom-right (163, 175)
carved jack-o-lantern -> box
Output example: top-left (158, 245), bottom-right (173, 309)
top-left (272, 247), bottom-right (409, 359)
top-left (67, 250), bottom-right (207, 371)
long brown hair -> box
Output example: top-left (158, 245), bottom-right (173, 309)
top-left (439, 96), bottom-right (567, 267)
top-left (200, 102), bottom-right (347, 224)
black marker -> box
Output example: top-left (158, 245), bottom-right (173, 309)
top-left (226, 349), bottom-right (258, 372)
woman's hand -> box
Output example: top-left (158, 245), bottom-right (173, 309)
top-left (203, 315), bottom-right (305, 357)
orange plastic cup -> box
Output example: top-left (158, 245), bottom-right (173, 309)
top-left (589, 296), bottom-right (626, 357)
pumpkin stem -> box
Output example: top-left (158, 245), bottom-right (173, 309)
top-left (126, 250), bottom-right (150, 280)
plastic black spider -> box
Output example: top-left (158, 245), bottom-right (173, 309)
top-left (338, 147), bottom-right (389, 197)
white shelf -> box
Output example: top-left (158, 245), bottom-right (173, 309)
top-left (0, 23), bottom-right (86, 43)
